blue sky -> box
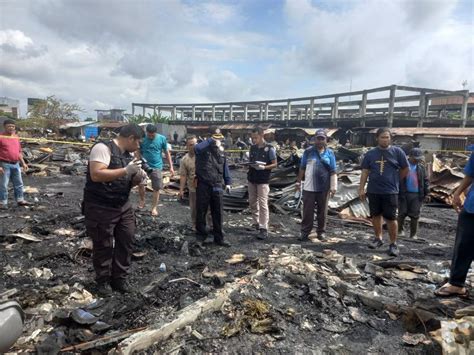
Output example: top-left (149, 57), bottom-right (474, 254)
top-left (0, 0), bottom-right (473, 117)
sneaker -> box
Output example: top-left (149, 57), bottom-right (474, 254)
top-left (214, 240), bottom-right (231, 247)
top-left (110, 279), bottom-right (132, 293)
top-left (17, 200), bottom-right (32, 206)
top-left (398, 230), bottom-right (406, 238)
top-left (410, 234), bottom-right (418, 239)
top-left (96, 282), bottom-right (113, 297)
top-left (257, 228), bottom-right (268, 240)
top-left (298, 233), bottom-right (310, 242)
top-left (388, 243), bottom-right (400, 257)
top-left (369, 238), bottom-right (384, 249)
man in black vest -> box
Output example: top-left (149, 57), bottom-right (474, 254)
top-left (195, 128), bottom-right (232, 247)
top-left (83, 124), bottom-right (145, 296)
top-left (248, 127), bottom-right (277, 239)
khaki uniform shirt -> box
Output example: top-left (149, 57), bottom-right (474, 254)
top-left (179, 153), bottom-right (196, 192)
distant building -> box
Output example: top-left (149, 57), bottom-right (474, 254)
top-left (95, 109), bottom-right (126, 122)
top-left (0, 97), bottom-right (20, 118)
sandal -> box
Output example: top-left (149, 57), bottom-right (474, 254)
top-left (435, 284), bottom-right (470, 299)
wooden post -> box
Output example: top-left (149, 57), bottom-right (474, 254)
top-left (244, 105), bottom-right (248, 121)
top-left (192, 106), bottom-right (195, 121)
top-left (360, 91), bottom-right (367, 117)
top-left (265, 103), bottom-right (269, 121)
top-left (287, 101), bottom-right (291, 120)
top-left (418, 90), bottom-right (426, 128)
top-left (387, 85), bottom-right (396, 128)
top-left (461, 91), bottom-right (469, 128)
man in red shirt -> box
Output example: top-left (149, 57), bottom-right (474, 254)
top-left (0, 119), bottom-right (29, 209)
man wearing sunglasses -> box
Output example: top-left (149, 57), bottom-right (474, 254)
top-left (296, 129), bottom-right (337, 241)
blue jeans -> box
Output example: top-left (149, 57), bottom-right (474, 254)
top-left (0, 162), bottom-right (25, 205)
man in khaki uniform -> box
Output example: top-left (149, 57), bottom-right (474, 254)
top-left (179, 136), bottom-right (211, 230)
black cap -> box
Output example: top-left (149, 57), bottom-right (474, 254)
top-left (409, 148), bottom-right (423, 160)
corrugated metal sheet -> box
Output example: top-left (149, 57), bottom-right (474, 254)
top-left (272, 127), bottom-right (339, 137)
top-left (369, 127), bottom-right (474, 137)
top-left (442, 137), bottom-right (467, 151)
top-left (220, 123), bottom-right (272, 130)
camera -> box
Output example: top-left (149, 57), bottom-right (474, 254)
top-left (141, 157), bottom-right (153, 174)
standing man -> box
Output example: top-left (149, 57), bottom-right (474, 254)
top-left (398, 148), bottom-right (430, 239)
top-left (195, 128), bottom-right (232, 247)
top-left (83, 123), bottom-right (145, 295)
top-left (247, 127), bottom-right (277, 239)
top-left (173, 131), bottom-right (179, 145)
top-left (435, 150), bottom-right (474, 298)
top-left (137, 124), bottom-right (174, 216)
top-left (296, 129), bottom-right (337, 241)
top-left (0, 119), bottom-right (29, 209)
top-left (359, 128), bottom-right (409, 257)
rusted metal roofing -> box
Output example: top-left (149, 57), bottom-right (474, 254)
top-left (369, 127), bottom-right (474, 137)
top-left (220, 123), bottom-right (272, 130)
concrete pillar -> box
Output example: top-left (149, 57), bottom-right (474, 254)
top-left (281, 109), bottom-right (285, 120)
top-left (222, 109), bottom-right (226, 121)
top-left (142, 106), bottom-right (145, 116)
top-left (418, 91), bottom-right (426, 128)
top-left (192, 106), bottom-right (196, 120)
top-left (259, 105), bottom-right (263, 120)
top-left (461, 91), bottom-right (469, 128)
top-left (229, 105), bottom-right (233, 121)
top-left (287, 101), bottom-right (291, 120)
top-left (153, 106), bottom-right (156, 115)
top-left (304, 107), bottom-right (308, 120)
top-left (172, 106), bottom-right (177, 121)
top-left (360, 91), bottom-right (367, 117)
top-left (211, 105), bottom-right (216, 121)
top-left (201, 109), bottom-right (205, 121)
top-left (310, 99), bottom-right (315, 121)
top-left (332, 96), bottom-right (339, 119)
top-left (244, 105), bottom-right (248, 121)
top-left (265, 103), bottom-right (269, 121)
top-left (132, 104), bottom-right (135, 116)
top-left (387, 85), bottom-right (396, 128)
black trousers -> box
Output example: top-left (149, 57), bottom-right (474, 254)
top-left (84, 201), bottom-right (135, 283)
top-left (399, 192), bottom-right (422, 219)
top-left (301, 190), bottom-right (329, 236)
top-left (196, 182), bottom-right (224, 241)
top-left (449, 209), bottom-right (474, 287)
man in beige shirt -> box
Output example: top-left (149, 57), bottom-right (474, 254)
top-left (179, 136), bottom-right (211, 230)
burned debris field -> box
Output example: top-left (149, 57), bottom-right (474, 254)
top-left (1, 146), bottom-right (473, 354)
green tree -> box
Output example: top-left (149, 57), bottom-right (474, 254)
top-left (29, 95), bottom-right (83, 131)
top-left (146, 112), bottom-right (170, 124)
top-left (126, 114), bottom-right (147, 124)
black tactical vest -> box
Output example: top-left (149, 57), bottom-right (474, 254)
top-left (247, 143), bottom-right (274, 184)
top-left (195, 144), bottom-right (225, 187)
top-left (83, 140), bottom-right (133, 207)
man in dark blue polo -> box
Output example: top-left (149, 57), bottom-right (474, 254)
top-left (359, 128), bottom-right (409, 257)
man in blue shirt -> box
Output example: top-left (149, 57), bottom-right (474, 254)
top-left (435, 151), bottom-right (474, 298)
top-left (398, 148), bottom-right (430, 239)
top-left (359, 128), bottom-right (409, 256)
top-left (137, 124), bottom-right (175, 216)
top-left (296, 129), bottom-right (337, 241)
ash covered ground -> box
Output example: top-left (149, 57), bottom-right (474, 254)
top-left (1, 170), bottom-right (472, 354)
